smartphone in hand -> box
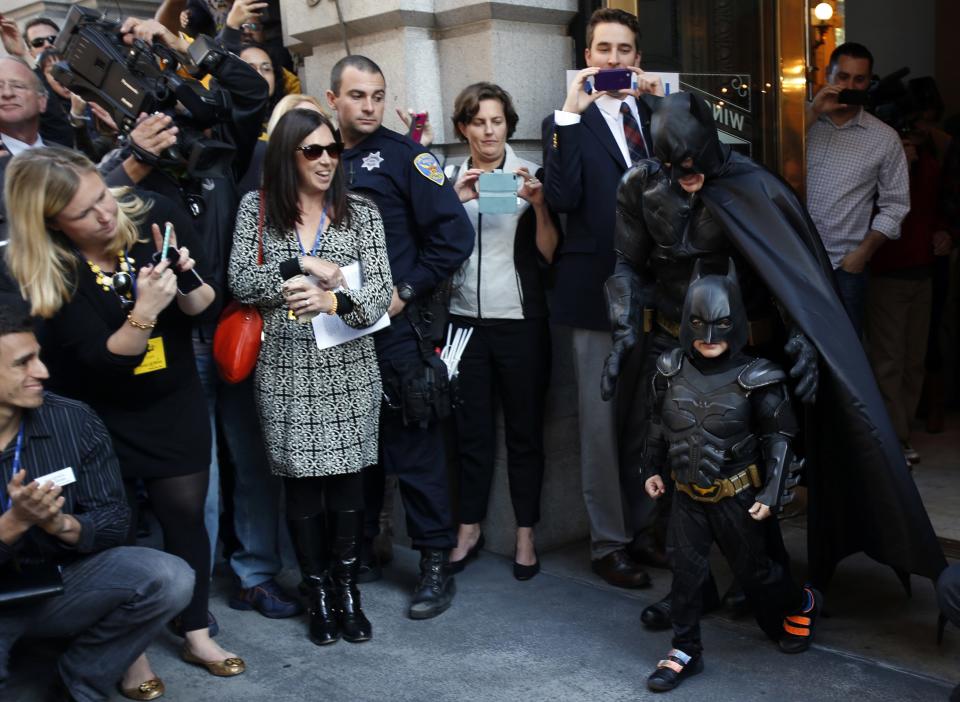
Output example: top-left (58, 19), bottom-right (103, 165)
top-left (837, 89), bottom-right (870, 106)
top-left (151, 249), bottom-right (203, 295)
top-left (408, 113), bottom-right (427, 143)
top-left (589, 69), bottom-right (634, 93)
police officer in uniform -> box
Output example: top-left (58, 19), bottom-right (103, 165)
top-left (325, 55), bottom-right (473, 619)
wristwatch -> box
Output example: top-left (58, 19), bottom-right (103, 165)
top-left (397, 283), bottom-right (415, 302)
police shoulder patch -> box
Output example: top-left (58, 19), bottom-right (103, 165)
top-left (413, 153), bottom-right (445, 186)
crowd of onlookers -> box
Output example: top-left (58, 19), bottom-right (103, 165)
top-left (0, 2), bottom-right (957, 701)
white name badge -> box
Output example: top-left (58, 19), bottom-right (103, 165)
top-left (33, 467), bottom-right (77, 488)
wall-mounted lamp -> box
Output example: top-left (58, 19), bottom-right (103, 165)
top-left (812, 2), bottom-right (834, 51)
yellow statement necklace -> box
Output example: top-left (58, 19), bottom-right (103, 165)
top-left (86, 253), bottom-right (135, 301)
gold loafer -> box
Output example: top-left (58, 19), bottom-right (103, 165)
top-left (181, 648), bottom-right (246, 677)
top-left (119, 678), bottom-right (165, 700)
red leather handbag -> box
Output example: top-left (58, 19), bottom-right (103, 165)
top-left (213, 193), bottom-right (265, 384)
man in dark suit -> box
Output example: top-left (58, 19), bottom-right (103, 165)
top-left (542, 8), bottom-right (662, 588)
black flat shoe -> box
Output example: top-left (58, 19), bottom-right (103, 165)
top-left (641, 595), bottom-right (671, 630)
top-left (446, 533), bottom-right (484, 574)
top-left (647, 649), bottom-right (703, 692)
top-left (513, 552), bottom-right (540, 581)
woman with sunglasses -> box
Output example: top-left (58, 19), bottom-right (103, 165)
top-left (229, 109), bottom-right (391, 646)
top-left (3, 147), bottom-right (245, 699)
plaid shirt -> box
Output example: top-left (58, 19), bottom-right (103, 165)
top-left (806, 108), bottom-right (910, 268)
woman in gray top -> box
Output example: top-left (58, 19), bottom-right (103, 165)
top-left (228, 109), bottom-right (392, 646)
top-left (445, 83), bottom-right (559, 580)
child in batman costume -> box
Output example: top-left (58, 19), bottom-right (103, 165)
top-left (643, 261), bottom-right (820, 692)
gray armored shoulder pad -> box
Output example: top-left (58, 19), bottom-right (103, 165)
top-left (738, 358), bottom-right (787, 390)
top-left (656, 348), bottom-right (685, 377)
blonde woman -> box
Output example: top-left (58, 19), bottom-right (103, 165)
top-left (266, 94), bottom-right (327, 136)
top-left (3, 147), bottom-right (243, 699)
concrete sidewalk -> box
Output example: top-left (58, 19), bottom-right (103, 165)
top-left (10, 533), bottom-right (958, 701)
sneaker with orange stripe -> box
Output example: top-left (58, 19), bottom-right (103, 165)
top-left (778, 585), bottom-right (822, 654)
top-left (647, 648), bottom-right (704, 692)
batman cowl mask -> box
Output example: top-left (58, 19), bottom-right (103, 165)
top-left (652, 92), bottom-right (726, 181)
top-left (680, 259), bottom-right (749, 359)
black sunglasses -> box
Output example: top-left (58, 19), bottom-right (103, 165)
top-left (111, 271), bottom-right (135, 311)
top-left (29, 35), bottom-right (57, 49)
top-left (296, 143), bottom-right (343, 160)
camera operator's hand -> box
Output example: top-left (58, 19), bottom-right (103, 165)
top-left (123, 112), bottom-right (179, 182)
top-left (121, 17), bottom-right (189, 54)
top-left (0, 14), bottom-right (26, 58)
top-left (454, 168), bottom-right (483, 204)
top-left (561, 67), bottom-right (603, 114)
top-left (300, 257), bottom-right (346, 290)
top-left (133, 257), bottom-right (178, 322)
top-left (88, 101), bottom-right (120, 133)
top-left (226, 0), bottom-right (269, 31)
top-left (131, 112), bottom-right (179, 153)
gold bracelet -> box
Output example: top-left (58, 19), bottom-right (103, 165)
top-left (327, 291), bottom-right (338, 316)
top-left (127, 313), bottom-right (157, 330)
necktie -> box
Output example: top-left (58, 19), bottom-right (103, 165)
top-left (620, 102), bottom-right (649, 165)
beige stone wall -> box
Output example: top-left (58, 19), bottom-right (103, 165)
top-left (283, 1), bottom-right (577, 150)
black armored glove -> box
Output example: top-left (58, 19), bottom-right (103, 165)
top-left (601, 260), bottom-right (644, 401)
top-left (784, 331), bottom-right (818, 405)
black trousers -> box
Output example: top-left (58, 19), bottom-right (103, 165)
top-left (668, 490), bottom-right (803, 656)
top-left (452, 317), bottom-right (550, 527)
top-left (363, 344), bottom-right (457, 550)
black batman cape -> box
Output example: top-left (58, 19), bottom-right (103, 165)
top-left (699, 149), bottom-right (946, 586)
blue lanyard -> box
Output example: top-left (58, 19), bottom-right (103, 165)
top-left (1, 424), bottom-right (24, 514)
top-left (297, 210), bottom-right (327, 258)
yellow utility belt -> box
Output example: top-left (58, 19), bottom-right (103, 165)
top-left (644, 309), bottom-right (774, 347)
top-left (673, 464), bottom-right (761, 504)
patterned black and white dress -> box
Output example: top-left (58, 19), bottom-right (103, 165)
top-left (228, 191), bottom-right (393, 478)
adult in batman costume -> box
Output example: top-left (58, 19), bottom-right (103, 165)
top-left (642, 261), bottom-right (821, 692)
top-left (602, 92), bottom-right (946, 602)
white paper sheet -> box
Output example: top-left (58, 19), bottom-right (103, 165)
top-left (311, 261), bottom-right (390, 350)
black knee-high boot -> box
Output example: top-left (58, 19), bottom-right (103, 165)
top-left (331, 510), bottom-right (372, 643)
top-left (287, 514), bottom-right (340, 645)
